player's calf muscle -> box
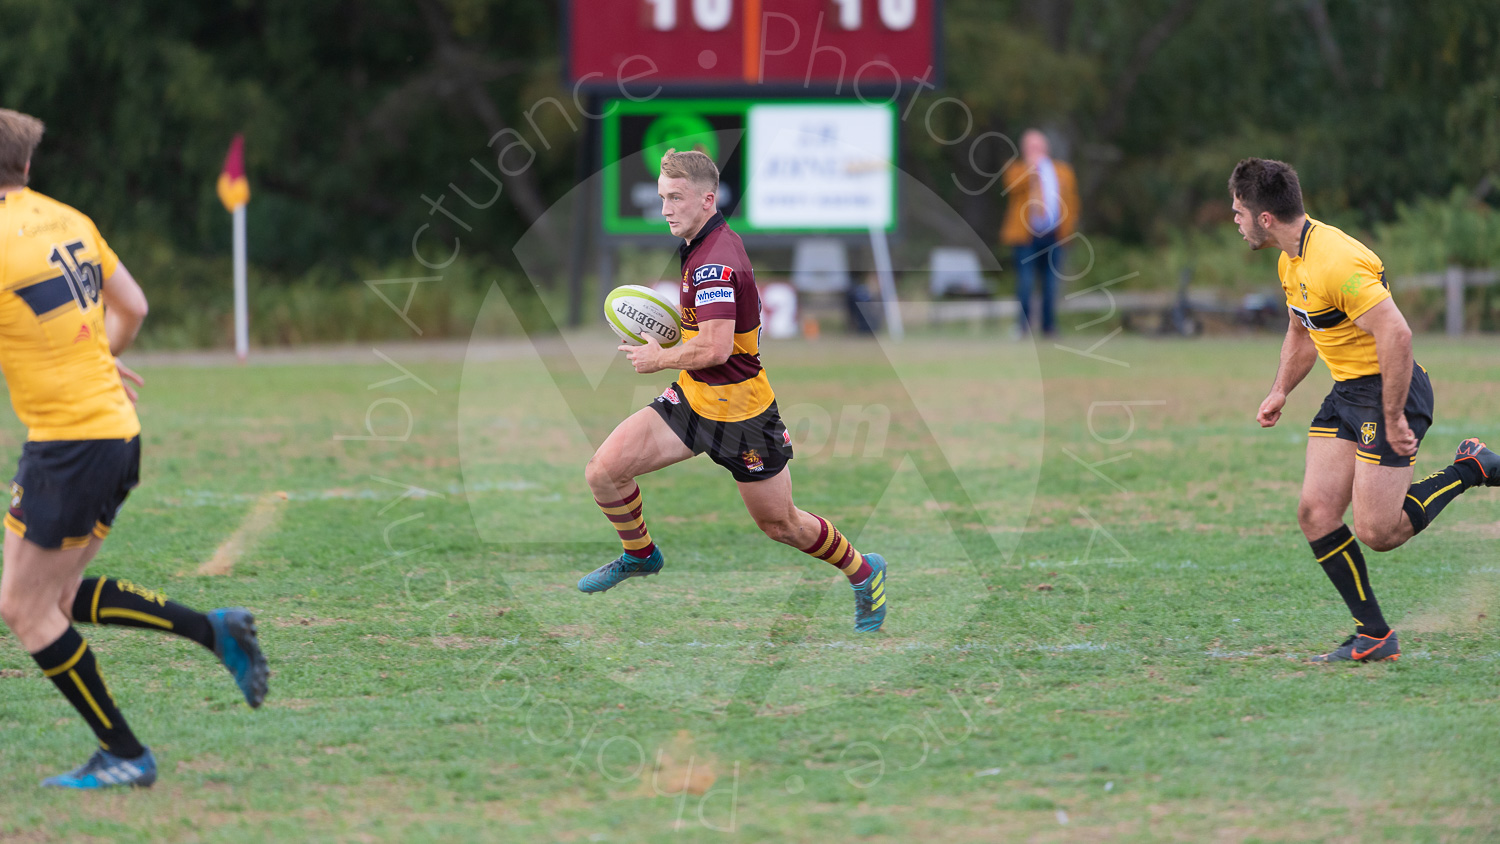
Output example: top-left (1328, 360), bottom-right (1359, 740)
top-left (1352, 465), bottom-right (1418, 551)
top-left (56, 575), bottom-right (86, 620)
top-left (1352, 516), bottom-right (1413, 552)
top-left (753, 512), bottom-right (802, 546)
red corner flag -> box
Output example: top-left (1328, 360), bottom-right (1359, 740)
top-left (216, 134), bottom-right (250, 212)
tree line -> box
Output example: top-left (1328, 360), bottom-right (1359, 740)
top-left (2, 0), bottom-right (1495, 281)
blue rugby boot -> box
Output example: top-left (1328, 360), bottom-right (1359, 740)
top-left (208, 608), bottom-right (269, 708)
top-left (578, 548), bottom-right (664, 594)
top-left (42, 747), bottom-right (157, 789)
top-left (852, 553), bottom-right (888, 632)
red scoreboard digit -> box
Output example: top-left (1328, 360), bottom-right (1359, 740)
top-left (565, 0), bottom-right (941, 93)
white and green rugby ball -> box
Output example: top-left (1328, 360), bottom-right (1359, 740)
top-left (605, 284), bottom-right (681, 347)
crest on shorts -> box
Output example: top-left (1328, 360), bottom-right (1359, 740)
top-left (659, 386), bottom-right (681, 405)
top-left (741, 449), bottom-right (764, 473)
top-left (9, 482), bottom-right (20, 510)
top-left (1360, 422), bottom-right (1377, 446)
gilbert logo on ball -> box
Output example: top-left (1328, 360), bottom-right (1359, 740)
top-left (605, 284), bottom-right (682, 347)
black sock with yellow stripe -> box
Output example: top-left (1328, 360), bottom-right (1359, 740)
top-left (1401, 463), bottom-right (1481, 534)
top-left (31, 627), bottom-right (145, 759)
top-left (1310, 525), bottom-right (1389, 637)
top-left (72, 577), bottom-right (215, 651)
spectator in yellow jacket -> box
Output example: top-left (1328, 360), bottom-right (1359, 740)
top-left (1000, 130), bottom-right (1080, 337)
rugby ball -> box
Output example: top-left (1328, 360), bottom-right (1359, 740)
top-left (605, 284), bottom-right (681, 347)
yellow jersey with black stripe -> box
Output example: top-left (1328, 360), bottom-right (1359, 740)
top-left (676, 212), bottom-right (775, 422)
top-left (0, 188), bottom-right (139, 441)
top-left (1278, 217), bottom-right (1390, 381)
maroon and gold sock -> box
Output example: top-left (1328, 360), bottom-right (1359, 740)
top-left (800, 514), bottom-right (873, 584)
top-left (596, 484), bottom-right (656, 561)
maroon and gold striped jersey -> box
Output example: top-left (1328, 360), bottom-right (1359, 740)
top-left (677, 213), bottom-right (774, 422)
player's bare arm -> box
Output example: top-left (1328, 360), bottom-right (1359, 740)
top-left (1352, 298), bottom-right (1416, 456)
top-left (113, 358), bottom-right (144, 404)
top-left (102, 263), bottom-right (149, 401)
top-left (1258, 314), bottom-right (1317, 428)
top-left (102, 262), bottom-right (148, 356)
top-left (620, 318), bottom-right (733, 374)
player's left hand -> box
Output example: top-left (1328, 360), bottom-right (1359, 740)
top-left (620, 336), bottom-right (665, 374)
top-left (1256, 390), bottom-right (1286, 428)
top-left (1386, 415), bottom-right (1417, 457)
top-left (115, 357), bottom-right (143, 404)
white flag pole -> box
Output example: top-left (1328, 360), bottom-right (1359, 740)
top-left (869, 224), bottom-right (903, 342)
top-left (232, 204), bottom-right (248, 361)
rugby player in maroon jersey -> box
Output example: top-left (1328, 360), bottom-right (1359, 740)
top-left (577, 149), bottom-right (888, 632)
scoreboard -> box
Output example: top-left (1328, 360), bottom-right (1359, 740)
top-left (601, 98), bottom-right (896, 236)
top-left (566, 0), bottom-right (941, 93)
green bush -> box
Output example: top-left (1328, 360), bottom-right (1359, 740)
top-left (119, 234), bottom-right (556, 350)
top-left (1074, 190), bottom-right (1499, 300)
top-left (1374, 189), bottom-right (1500, 273)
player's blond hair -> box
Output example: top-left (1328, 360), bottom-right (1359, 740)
top-left (659, 148), bottom-right (719, 194)
top-left (0, 109), bottom-right (44, 187)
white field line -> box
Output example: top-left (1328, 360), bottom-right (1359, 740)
top-left (545, 639), bottom-right (1441, 661)
top-left (160, 479), bottom-right (537, 509)
top-left (197, 492), bottom-right (288, 576)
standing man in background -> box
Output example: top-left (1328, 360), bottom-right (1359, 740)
top-left (1000, 129), bottom-right (1080, 338)
top-left (0, 109), bottom-right (268, 789)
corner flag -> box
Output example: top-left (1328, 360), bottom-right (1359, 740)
top-left (216, 135), bottom-right (250, 360)
top-left (216, 134), bottom-right (250, 211)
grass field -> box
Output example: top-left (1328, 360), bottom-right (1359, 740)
top-left (1, 330), bottom-right (1498, 843)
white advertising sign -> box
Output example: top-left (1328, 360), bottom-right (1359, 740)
top-left (745, 103), bottom-right (894, 231)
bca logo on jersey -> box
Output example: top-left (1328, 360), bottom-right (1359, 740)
top-left (692, 264), bottom-right (733, 286)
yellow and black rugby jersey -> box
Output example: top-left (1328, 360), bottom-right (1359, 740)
top-left (1278, 217), bottom-right (1391, 381)
top-left (0, 188), bottom-right (139, 441)
top-left (677, 212), bottom-right (775, 422)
